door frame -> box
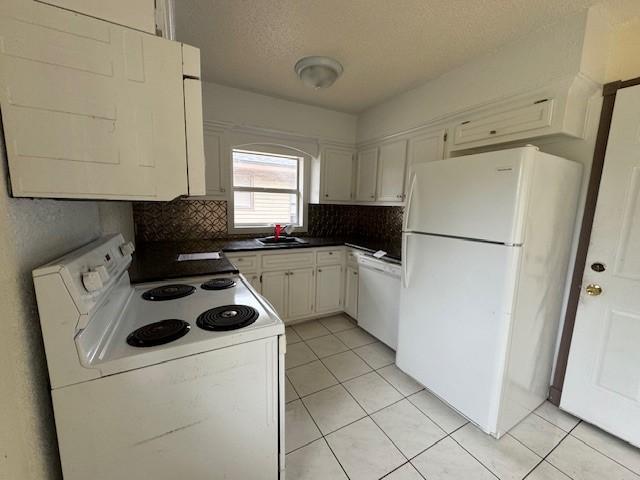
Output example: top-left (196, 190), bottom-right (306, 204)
top-left (550, 76), bottom-right (640, 405)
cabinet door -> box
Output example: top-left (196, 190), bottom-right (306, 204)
top-left (262, 271), bottom-right (288, 319)
top-left (322, 148), bottom-right (354, 201)
top-left (245, 273), bottom-right (262, 294)
top-left (0, 2), bottom-right (188, 200)
top-left (377, 140), bottom-right (408, 202)
top-left (405, 129), bottom-right (446, 193)
top-left (355, 147), bottom-right (379, 202)
top-left (315, 265), bottom-right (343, 314)
top-left (288, 268), bottom-right (315, 319)
top-left (36, 0), bottom-right (155, 33)
top-left (345, 266), bottom-right (359, 319)
top-left (204, 130), bottom-right (225, 196)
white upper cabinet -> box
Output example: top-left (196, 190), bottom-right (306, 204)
top-left (405, 129), bottom-right (447, 189)
top-left (36, 0), bottom-right (156, 33)
top-left (355, 147), bottom-right (378, 202)
top-left (203, 129), bottom-right (226, 196)
top-left (376, 140), bottom-right (407, 203)
top-left (319, 147), bottom-right (354, 202)
top-left (0, 1), bottom-right (205, 200)
top-left (323, 147), bottom-right (355, 201)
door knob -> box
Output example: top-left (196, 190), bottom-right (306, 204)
top-left (585, 284), bottom-right (603, 296)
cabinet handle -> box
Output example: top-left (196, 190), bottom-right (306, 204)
top-left (489, 130), bottom-right (497, 135)
top-left (324, 193), bottom-right (329, 197)
top-left (370, 195), bottom-right (375, 199)
top-left (220, 187), bottom-right (226, 192)
top-left (318, 268), bottom-right (322, 273)
top-left (328, 252), bottom-right (333, 255)
top-left (354, 271), bottom-right (358, 276)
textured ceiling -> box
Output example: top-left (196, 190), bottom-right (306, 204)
top-left (175, 0), bottom-right (638, 113)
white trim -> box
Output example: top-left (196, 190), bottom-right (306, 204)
top-left (227, 145), bottom-right (310, 235)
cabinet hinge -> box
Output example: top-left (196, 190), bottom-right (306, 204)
top-left (533, 98), bottom-right (549, 104)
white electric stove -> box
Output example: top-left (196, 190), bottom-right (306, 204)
top-left (33, 234), bottom-right (285, 480)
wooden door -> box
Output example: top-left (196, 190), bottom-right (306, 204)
top-left (315, 264), bottom-right (343, 313)
top-left (355, 147), bottom-right (378, 202)
top-left (287, 268), bottom-right (315, 319)
top-left (322, 148), bottom-right (354, 201)
top-left (261, 271), bottom-right (288, 319)
top-left (562, 84), bottom-right (640, 447)
top-left (377, 140), bottom-right (407, 202)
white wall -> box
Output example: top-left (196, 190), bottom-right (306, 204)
top-left (201, 82), bottom-right (357, 144)
top-left (606, 16), bottom-right (640, 81)
top-left (357, 10), bottom-right (597, 143)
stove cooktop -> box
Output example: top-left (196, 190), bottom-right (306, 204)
top-left (88, 274), bottom-right (281, 369)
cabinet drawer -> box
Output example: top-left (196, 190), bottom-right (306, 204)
top-left (226, 254), bottom-right (258, 273)
top-left (453, 99), bottom-right (554, 146)
top-left (262, 251), bottom-right (315, 270)
top-left (317, 249), bottom-right (345, 265)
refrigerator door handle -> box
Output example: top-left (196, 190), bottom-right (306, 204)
top-left (402, 234), bottom-right (409, 288)
top-left (402, 172), bottom-right (417, 232)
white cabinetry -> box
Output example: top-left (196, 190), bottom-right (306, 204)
top-left (344, 266), bottom-right (359, 319)
top-left (288, 268), bottom-right (316, 318)
top-left (448, 76), bottom-right (599, 152)
top-left (311, 147), bottom-right (355, 203)
top-left (316, 264), bottom-right (343, 313)
top-left (203, 128), bottom-right (226, 196)
top-left (0, 0), bottom-right (205, 200)
top-left (261, 271), bottom-right (288, 317)
top-left (36, 0), bottom-right (156, 33)
top-left (376, 140), bottom-right (408, 202)
top-left (227, 247), bottom-right (347, 324)
top-left (406, 129), bottom-right (447, 188)
top-left (355, 148), bottom-right (379, 202)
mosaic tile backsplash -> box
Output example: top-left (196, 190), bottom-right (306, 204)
top-left (133, 199), bottom-right (403, 247)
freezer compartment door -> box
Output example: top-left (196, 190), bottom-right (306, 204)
top-left (398, 233), bottom-right (520, 434)
top-left (403, 146), bottom-right (536, 244)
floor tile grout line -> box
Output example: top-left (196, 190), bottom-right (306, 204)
top-left (297, 390), bottom-right (352, 480)
top-left (322, 436), bottom-right (352, 480)
top-left (381, 461), bottom-right (427, 480)
top-left (446, 432), bottom-right (503, 480)
top-left (567, 427), bottom-right (640, 477)
top-left (522, 420), bottom-right (582, 480)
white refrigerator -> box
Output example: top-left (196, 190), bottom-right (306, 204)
top-left (397, 146), bottom-right (581, 437)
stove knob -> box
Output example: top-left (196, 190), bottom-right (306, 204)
top-left (95, 265), bottom-right (110, 282)
top-left (82, 270), bottom-right (103, 292)
top-left (120, 242), bottom-right (135, 257)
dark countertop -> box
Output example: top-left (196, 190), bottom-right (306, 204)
top-left (129, 237), bottom-right (401, 284)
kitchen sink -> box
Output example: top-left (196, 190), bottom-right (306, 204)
top-left (257, 236), bottom-right (308, 246)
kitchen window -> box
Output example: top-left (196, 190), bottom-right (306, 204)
top-left (231, 148), bottom-right (303, 229)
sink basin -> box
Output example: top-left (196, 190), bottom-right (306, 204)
top-left (257, 236), bottom-right (307, 246)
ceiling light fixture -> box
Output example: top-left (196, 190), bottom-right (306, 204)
top-left (294, 56), bottom-right (343, 89)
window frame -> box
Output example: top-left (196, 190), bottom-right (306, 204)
top-left (228, 145), bottom-right (308, 234)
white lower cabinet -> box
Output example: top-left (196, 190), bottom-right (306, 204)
top-left (228, 248), bottom-right (347, 323)
top-left (245, 273), bottom-right (262, 293)
top-left (261, 271), bottom-right (288, 318)
top-left (345, 266), bottom-right (359, 319)
top-left (315, 265), bottom-right (343, 313)
top-left (288, 268), bottom-right (316, 319)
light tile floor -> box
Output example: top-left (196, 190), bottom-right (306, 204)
top-left (284, 315), bottom-right (640, 480)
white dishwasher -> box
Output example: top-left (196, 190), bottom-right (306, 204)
top-left (357, 255), bottom-right (402, 350)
